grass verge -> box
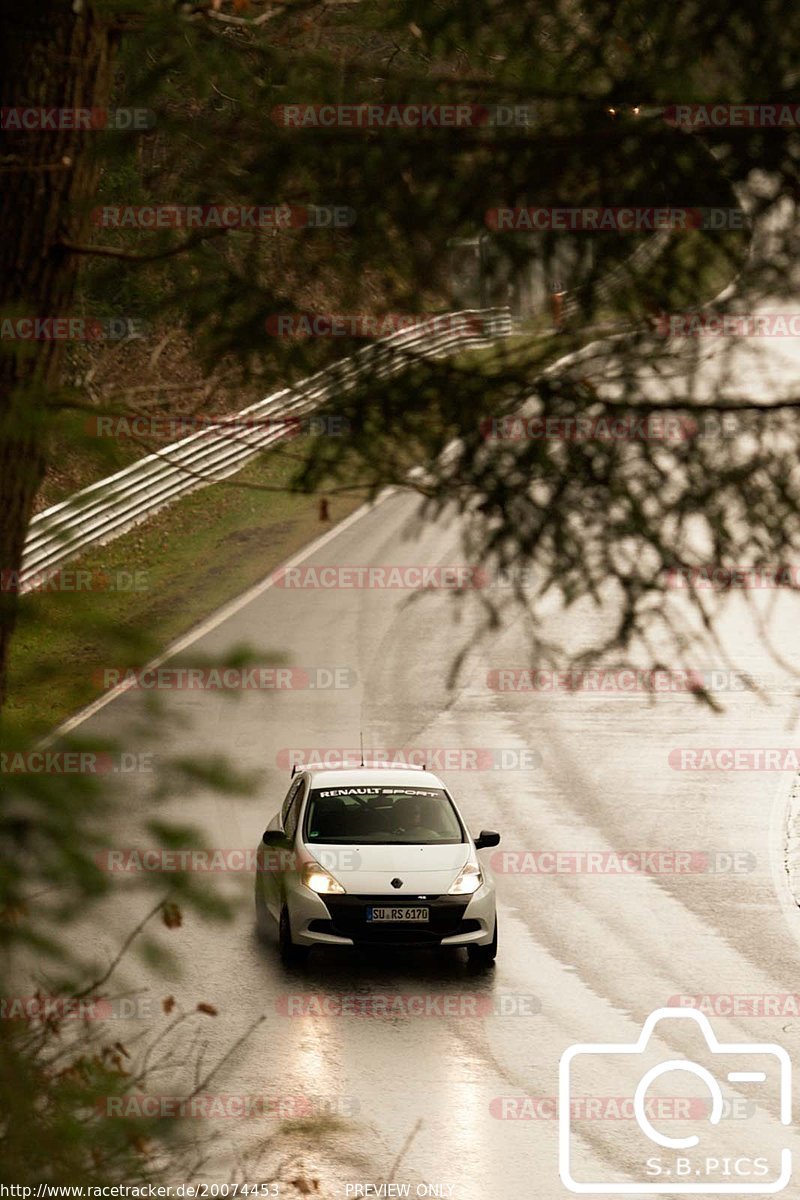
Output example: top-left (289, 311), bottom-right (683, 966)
top-left (7, 438), bottom-right (368, 739)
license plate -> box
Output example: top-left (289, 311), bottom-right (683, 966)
top-left (367, 906), bottom-right (430, 923)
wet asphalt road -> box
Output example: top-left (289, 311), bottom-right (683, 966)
top-left (61, 312), bottom-right (800, 1198)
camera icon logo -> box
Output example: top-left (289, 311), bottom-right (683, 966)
top-left (559, 1007), bottom-right (792, 1193)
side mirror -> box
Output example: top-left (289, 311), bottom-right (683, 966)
top-left (262, 828), bottom-right (285, 846)
top-left (474, 830), bottom-right (500, 850)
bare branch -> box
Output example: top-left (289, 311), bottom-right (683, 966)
top-left (72, 899), bottom-right (165, 1000)
top-left (58, 227), bottom-right (230, 263)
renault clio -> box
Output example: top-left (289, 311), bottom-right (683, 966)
top-left (255, 763), bottom-right (500, 966)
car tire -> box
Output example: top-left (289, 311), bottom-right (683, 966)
top-left (254, 877), bottom-right (271, 940)
top-left (279, 904), bottom-right (310, 966)
top-left (467, 918), bottom-right (497, 967)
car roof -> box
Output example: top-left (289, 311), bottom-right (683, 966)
top-left (302, 765), bottom-right (447, 790)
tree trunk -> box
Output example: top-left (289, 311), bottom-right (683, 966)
top-left (0, 1), bottom-right (116, 714)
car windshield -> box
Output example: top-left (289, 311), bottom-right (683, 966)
top-left (304, 785), bottom-right (465, 845)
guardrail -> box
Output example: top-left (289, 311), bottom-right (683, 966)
top-left (562, 231), bottom-right (672, 319)
top-left (20, 308), bottom-right (513, 590)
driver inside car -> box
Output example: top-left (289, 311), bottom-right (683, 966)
top-left (392, 794), bottom-right (442, 839)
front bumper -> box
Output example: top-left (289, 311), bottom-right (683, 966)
top-left (286, 881), bottom-right (496, 947)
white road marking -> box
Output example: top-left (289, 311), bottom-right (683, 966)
top-left (46, 488), bottom-right (396, 742)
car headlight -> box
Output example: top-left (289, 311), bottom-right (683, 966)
top-left (300, 861), bottom-right (345, 895)
top-left (448, 862), bottom-right (483, 895)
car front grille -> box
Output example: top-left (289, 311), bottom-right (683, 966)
top-left (320, 894), bottom-right (472, 945)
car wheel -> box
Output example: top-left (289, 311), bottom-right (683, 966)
top-left (279, 904), bottom-right (310, 966)
top-left (467, 918), bottom-right (497, 967)
top-left (254, 877), bottom-right (271, 940)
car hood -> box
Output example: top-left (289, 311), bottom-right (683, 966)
top-left (305, 842), bottom-right (472, 894)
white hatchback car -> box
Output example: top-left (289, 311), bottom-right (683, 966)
top-left (255, 763), bottom-right (500, 966)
